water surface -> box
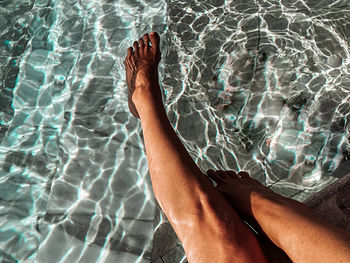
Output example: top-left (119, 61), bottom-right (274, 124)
top-left (1, 0), bottom-right (350, 262)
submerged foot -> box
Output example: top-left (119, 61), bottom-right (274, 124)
top-left (206, 169), bottom-right (278, 221)
top-left (124, 31), bottom-right (162, 118)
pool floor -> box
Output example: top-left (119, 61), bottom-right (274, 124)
top-left (1, 0), bottom-right (350, 262)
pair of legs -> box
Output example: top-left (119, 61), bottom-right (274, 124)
top-left (124, 32), bottom-right (350, 263)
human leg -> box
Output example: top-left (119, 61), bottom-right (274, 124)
top-left (207, 169), bottom-right (350, 263)
top-left (124, 32), bottom-right (268, 263)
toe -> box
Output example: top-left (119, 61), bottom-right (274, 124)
top-left (138, 38), bottom-right (145, 57)
top-left (124, 47), bottom-right (133, 66)
top-left (143, 33), bottom-right (150, 48)
top-left (227, 170), bottom-right (239, 179)
top-left (127, 47), bottom-right (133, 56)
top-left (217, 170), bottom-right (238, 179)
top-left (207, 170), bottom-right (223, 183)
top-left (216, 170), bottom-right (239, 179)
top-left (138, 37), bottom-right (144, 49)
top-left (150, 31), bottom-right (160, 50)
top-left (133, 41), bottom-right (139, 58)
top-left (150, 31), bottom-right (161, 63)
top-left (238, 171), bottom-right (250, 179)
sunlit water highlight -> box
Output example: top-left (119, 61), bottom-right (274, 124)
top-left (0, 0), bottom-right (350, 262)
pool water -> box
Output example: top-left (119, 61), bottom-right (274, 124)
top-left (1, 0), bottom-right (350, 262)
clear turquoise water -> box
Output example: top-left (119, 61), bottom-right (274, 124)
top-left (1, 0), bottom-right (350, 262)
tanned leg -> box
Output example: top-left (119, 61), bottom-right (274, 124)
top-left (124, 32), bottom-right (268, 263)
top-left (207, 169), bottom-right (350, 263)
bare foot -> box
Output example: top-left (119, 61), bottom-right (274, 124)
top-left (206, 169), bottom-right (278, 221)
top-left (123, 31), bottom-right (162, 118)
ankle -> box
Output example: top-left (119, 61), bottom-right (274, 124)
top-left (133, 87), bottom-right (165, 116)
top-left (133, 85), bottom-right (160, 104)
top-left (251, 190), bottom-right (287, 216)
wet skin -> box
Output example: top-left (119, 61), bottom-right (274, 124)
top-left (124, 32), bottom-right (268, 263)
top-left (123, 31), bottom-right (161, 118)
top-left (124, 32), bottom-right (350, 263)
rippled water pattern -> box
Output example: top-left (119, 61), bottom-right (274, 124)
top-left (1, 0), bottom-right (350, 262)
top-left (0, 0), bottom-right (166, 262)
